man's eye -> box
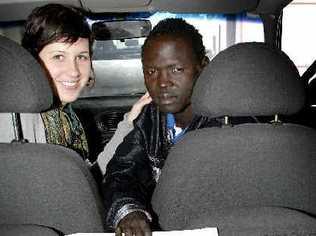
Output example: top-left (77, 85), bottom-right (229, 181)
top-left (147, 69), bottom-right (156, 75)
top-left (172, 67), bottom-right (184, 73)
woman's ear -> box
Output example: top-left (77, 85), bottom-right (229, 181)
top-left (86, 67), bottom-right (96, 88)
top-left (86, 77), bottom-right (95, 88)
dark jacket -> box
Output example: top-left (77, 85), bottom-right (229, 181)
top-left (102, 103), bottom-right (256, 229)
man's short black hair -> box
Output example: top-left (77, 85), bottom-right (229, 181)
top-left (141, 18), bottom-right (206, 64)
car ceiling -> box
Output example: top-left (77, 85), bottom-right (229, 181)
top-left (0, 0), bottom-right (292, 22)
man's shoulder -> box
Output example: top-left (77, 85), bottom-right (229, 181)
top-left (188, 115), bottom-right (222, 130)
top-left (134, 102), bottom-right (160, 126)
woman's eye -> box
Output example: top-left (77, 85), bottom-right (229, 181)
top-left (77, 55), bottom-right (90, 61)
top-left (52, 55), bottom-right (64, 61)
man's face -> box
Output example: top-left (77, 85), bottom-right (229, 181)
top-left (142, 35), bottom-right (202, 113)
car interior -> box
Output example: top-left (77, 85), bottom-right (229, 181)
top-left (152, 42), bottom-right (316, 235)
top-left (0, 0), bottom-right (315, 235)
top-left (0, 35), bottom-right (105, 234)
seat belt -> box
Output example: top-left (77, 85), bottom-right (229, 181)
top-left (10, 112), bottom-right (28, 143)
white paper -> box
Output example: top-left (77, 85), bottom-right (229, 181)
top-left (68, 227), bottom-right (218, 236)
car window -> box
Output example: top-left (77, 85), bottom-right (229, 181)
top-left (282, 1), bottom-right (316, 77)
top-left (81, 12), bottom-right (264, 98)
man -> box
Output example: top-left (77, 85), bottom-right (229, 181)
top-left (102, 18), bottom-right (218, 235)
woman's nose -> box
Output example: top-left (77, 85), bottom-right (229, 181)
top-left (67, 59), bottom-right (80, 77)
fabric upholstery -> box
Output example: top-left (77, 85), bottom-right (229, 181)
top-left (192, 42), bottom-right (305, 117)
top-left (0, 36), bottom-right (105, 234)
top-left (0, 35), bottom-right (53, 113)
top-left (254, 0), bottom-right (292, 14)
top-left (152, 124), bottom-right (316, 233)
top-left (0, 224), bottom-right (62, 236)
top-left (152, 42), bottom-right (316, 234)
top-left (0, 143), bottom-right (105, 234)
top-left (189, 207), bottom-right (316, 236)
top-left (150, 0), bottom-right (258, 14)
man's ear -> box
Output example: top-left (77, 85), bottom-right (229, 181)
top-left (201, 56), bottom-right (210, 68)
top-left (195, 56), bottom-right (210, 78)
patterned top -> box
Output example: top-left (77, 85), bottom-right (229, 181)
top-left (41, 104), bottom-right (89, 161)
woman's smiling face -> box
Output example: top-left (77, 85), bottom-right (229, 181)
top-left (38, 37), bottom-right (91, 104)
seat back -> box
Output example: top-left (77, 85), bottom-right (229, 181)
top-left (0, 224), bottom-right (63, 236)
top-left (152, 42), bottom-right (316, 234)
top-left (0, 35), bottom-right (105, 234)
top-left (0, 143), bottom-right (105, 233)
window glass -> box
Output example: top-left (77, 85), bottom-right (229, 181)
top-left (81, 12), bottom-right (263, 97)
top-left (235, 14), bottom-right (264, 44)
top-left (282, 3), bottom-right (316, 76)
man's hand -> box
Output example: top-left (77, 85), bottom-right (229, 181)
top-left (116, 211), bottom-right (152, 236)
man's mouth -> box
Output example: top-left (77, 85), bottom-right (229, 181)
top-left (159, 93), bottom-right (176, 105)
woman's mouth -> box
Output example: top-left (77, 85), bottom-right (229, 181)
top-left (60, 80), bottom-right (79, 88)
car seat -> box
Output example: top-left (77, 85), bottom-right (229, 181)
top-left (0, 35), bottom-right (105, 234)
top-left (151, 42), bottom-right (316, 235)
top-left (0, 224), bottom-right (63, 236)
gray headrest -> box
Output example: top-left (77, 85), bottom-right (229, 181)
top-left (0, 35), bottom-right (53, 113)
top-left (192, 42), bottom-right (305, 117)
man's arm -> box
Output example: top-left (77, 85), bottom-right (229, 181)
top-left (101, 124), bottom-right (155, 234)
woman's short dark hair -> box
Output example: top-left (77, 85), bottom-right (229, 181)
top-left (21, 3), bottom-right (93, 59)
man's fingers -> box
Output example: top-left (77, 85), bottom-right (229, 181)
top-left (117, 211), bottom-right (152, 236)
top-left (116, 225), bottom-right (132, 236)
top-left (115, 226), bottom-right (122, 236)
top-left (143, 224), bottom-right (152, 236)
top-left (124, 227), bottom-right (134, 236)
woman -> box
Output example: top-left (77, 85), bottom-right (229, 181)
top-left (20, 3), bottom-right (94, 162)
top-left (0, 3), bottom-right (150, 169)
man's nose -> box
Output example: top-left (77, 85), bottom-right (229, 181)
top-left (158, 70), bottom-right (172, 88)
